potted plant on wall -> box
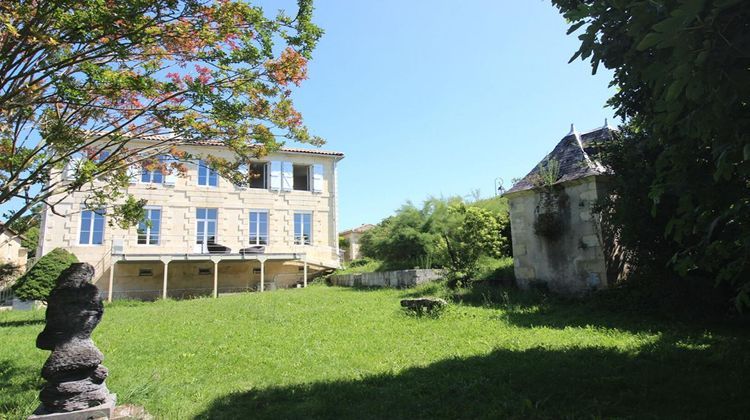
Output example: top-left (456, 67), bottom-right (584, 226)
top-left (531, 159), bottom-right (567, 239)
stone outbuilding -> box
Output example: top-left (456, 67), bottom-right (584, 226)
top-left (504, 123), bottom-right (622, 296)
top-left (0, 223), bottom-right (28, 271)
top-left (339, 224), bottom-right (374, 262)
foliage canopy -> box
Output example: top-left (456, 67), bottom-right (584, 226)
top-left (0, 0), bottom-right (323, 231)
top-left (359, 196), bottom-right (511, 285)
top-left (553, 0), bottom-right (750, 309)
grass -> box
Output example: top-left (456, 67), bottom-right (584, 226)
top-left (332, 258), bottom-right (383, 275)
top-left (1, 283), bottom-right (749, 419)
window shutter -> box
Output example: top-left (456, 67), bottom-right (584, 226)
top-left (235, 163), bottom-right (248, 189)
top-left (269, 161), bottom-right (281, 191)
top-left (127, 163), bottom-right (140, 184)
top-left (312, 164), bottom-right (323, 193)
top-left (162, 155), bottom-right (176, 186)
top-left (64, 155), bottom-right (82, 180)
top-left (164, 171), bottom-right (177, 186)
top-left (281, 161), bottom-right (293, 192)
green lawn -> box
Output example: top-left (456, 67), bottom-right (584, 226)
top-left (1, 284), bottom-right (749, 419)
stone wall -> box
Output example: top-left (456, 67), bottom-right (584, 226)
top-left (329, 269), bottom-right (443, 288)
top-left (507, 176), bottom-right (611, 296)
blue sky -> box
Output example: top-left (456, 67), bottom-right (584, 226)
top-left (0, 1), bottom-right (617, 231)
top-left (288, 0), bottom-right (617, 230)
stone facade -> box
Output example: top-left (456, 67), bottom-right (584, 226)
top-left (38, 142), bottom-right (343, 300)
top-left (0, 226), bottom-right (28, 271)
top-left (507, 177), bottom-right (610, 295)
top-left (339, 224), bottom-right (374, 262)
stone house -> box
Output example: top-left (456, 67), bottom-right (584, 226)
top-left (339, 224), bottom-right (374, 262)
top-left (37, 137), bottom-right (344, 301)
top-left (0, 223), bottom-right (28, 272)
top-left (504, 123), bottom-right (622, 295)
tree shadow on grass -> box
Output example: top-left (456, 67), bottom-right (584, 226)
top-left (0, 318), bottom-right (45, 328)
top-left (0, 359), bottom-right (42, 416)
top-left (196, 336), bottom-right (750, 420)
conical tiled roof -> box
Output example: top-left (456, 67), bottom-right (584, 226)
top-left (505, 124), bottom-right (614, 195)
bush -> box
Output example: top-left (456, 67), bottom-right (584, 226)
top-left (12, 248), bottom-right (78, 301)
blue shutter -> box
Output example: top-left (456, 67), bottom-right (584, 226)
top-left (64, 155), bottom-right (83, 180)
top-left (312, 164), bottom-right (323, 193)
top-left (269, 161), bottom-right (281, 191)
top-left (235, 163), bottom-right (249, 189)
top-left (281, 161), bottom-right (293, 192)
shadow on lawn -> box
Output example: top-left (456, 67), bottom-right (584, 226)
top-left (0, 318), bottom-right (45, 328)
top-left (196, 336), bottom-right (750, 420)
top-left (0, 359), bottom-right (42, 414)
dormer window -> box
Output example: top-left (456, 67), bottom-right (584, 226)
top-left (198, 160), bottom-right (218, 187)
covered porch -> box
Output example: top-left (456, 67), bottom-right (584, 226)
top-left (105, 252), bottom-right (312, 302)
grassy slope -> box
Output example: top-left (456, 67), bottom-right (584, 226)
top-left (1, 285), bottom-right (749, 419)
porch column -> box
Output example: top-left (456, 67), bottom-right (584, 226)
top-left (211, 256), bottom-right (221, 298)
top-left (160, 257), bottom-right (170, 300)
top-left (258, 257), bottom-right (267, 292)
top-left (303, 254), bottom-right (308, 288)
top-left (107, 260), bottom-right (116, 303)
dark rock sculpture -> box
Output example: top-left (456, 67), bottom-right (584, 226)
top-left (35, 263), bottom-right (114, 413)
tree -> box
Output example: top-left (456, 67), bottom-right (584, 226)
top-left (433, 202), bottom-right (509, 287)
top-left (552, 0), bottom-right (750, 309)
top-left (359, 197), bottom-right (511, 281)
top-left (0, 0), bottom-right (323, 232)
top-left (12, 248), bottom-right (78, 301)
top-left (359, 202), bottom-right (439, 270)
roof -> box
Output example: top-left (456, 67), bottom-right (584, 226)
top-left (340, 224), bottom-right (375, 235)
top-left (84, 131), bottom-right (345, 158)
top-left (504, 123), bottom-right (615, 195)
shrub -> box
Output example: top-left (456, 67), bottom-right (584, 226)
top-left (12, 248), bottom-right (78, 301)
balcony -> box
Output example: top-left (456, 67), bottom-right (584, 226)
top-left (104, 234), bottom-right (341, 302)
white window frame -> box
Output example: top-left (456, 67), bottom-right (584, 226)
top-left (292, 164), bottom-right (312, 191)
top-left (197, 160), bottom-right (219, 187)
top-left (140, 155), bottom-right (167, 184)
top-left (249, 162), bottom-right (269, 189)
top-left (196, 208), bottom-right (219, 246)
top-left (249, 210), bottom-right (269, 245)
top-left (78, 208), bottom-right (106, 246)
top-left (137, 207), bottom-right (162, 246)
top-left (293, 211), bottom-right (312, 245)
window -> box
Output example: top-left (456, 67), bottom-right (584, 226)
top-left (294, 212), bottom-right (312, 245)
top-left (293, 164), bottom-right (310, 191)
top-left (196, 208), bottom-right (218, 246)
top-left (79, 209), bottom-right (105, 245)
top-left (249, 162), bottom-right (267, 189)
top-left (249, 211), bottom-right (269, 245)
top-left (198, 160), bottom-right (218, 187)
top-left (95, 150), bottom-right (110, 163)
top-left (138, 268), bottom-right (153, 277)
top-left (198, 267), bottom-right (212, 275)
top-left (137, 208), bottom-right (161, 245)
top-left (141, 155), bottom-right (165, 184)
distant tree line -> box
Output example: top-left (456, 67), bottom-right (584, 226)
top-left (359, 196), bottom-right (511, 287)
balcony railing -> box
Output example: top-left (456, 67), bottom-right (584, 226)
top-left (109, 234), bottom-right (341, 266)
